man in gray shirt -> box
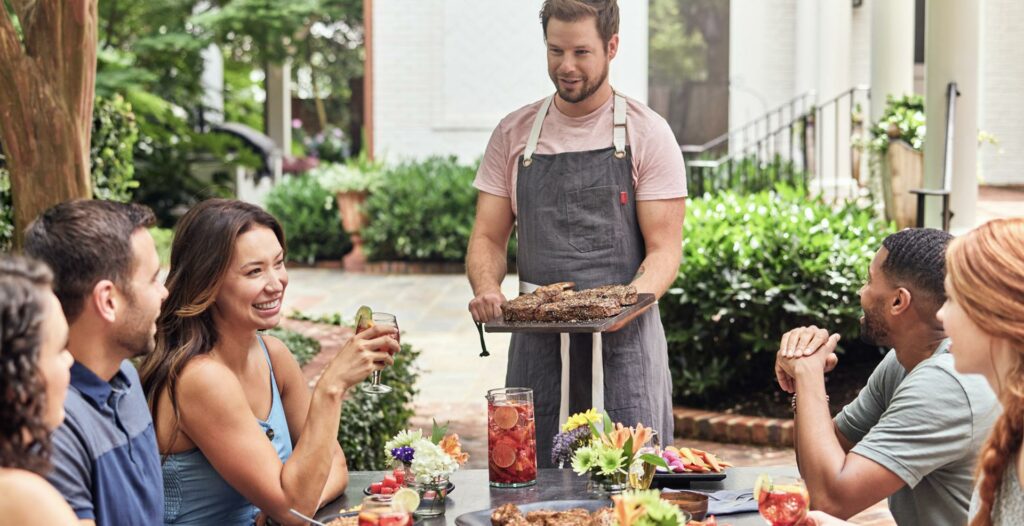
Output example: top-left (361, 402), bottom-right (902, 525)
top-left (774, 228), bottom-right (999, 525)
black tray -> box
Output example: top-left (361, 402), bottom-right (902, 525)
top-left (484, 294), bottom-right (656, 333)
top-left (455, 499), bottom-right (612, 526)
top-left (651, 470), bottom-right (727, 489)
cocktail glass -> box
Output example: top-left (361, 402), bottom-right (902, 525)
top-left (361, 313), bottom-right (399, 394)
top-left (486, 387), bottom-right (537, 488)
top-left (358, 495), bottom-right (412, 526)
top-left (757, 476), bottom-right (809, 526)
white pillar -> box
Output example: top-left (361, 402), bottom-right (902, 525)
top-left (923, 0), bottom-right (979, 232)
top-left (200, 44), bottom-right (224, 127)
top-left (265, 61), bottom-right (292, 157)
top-left (793, 0), bottom-right (817, 98)
top-left (869, 0), bottom-right (915, 122)
top-left (815, 0), bottom-right (852, 195)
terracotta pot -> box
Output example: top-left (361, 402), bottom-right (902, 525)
top-left (335, 190), bottom-right (369, 272)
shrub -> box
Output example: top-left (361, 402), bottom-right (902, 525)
top-left (867, 94), bottom-right (925, 154)
top-left (91, 94), bottom-right (140, 202)
top-left (266, 327), bottom-right (320, 367)
top-left (265, 174), bottom-right (351, 264)
top-left (662, 186), bottom-right (893, 404)
top-left (288, 312), bottom-right (421, 470)
top-left (150, 227), bottom-right (173, 267)
top-left (361, 156), bottom-right (477, 262)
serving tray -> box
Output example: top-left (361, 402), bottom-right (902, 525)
top-left (484, 293), bottom-right (656, 334)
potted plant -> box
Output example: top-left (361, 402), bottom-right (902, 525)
top-left (314, 155), bottom-right (383, 271)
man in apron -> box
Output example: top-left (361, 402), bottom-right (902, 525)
top-left (467, 0), bottom-right (687, 467)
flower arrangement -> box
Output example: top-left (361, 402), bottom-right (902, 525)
top-left (613, 489), bottom-right (689, 526)
top-left (383, 420), bottom-right (467, 484)
top-left (552, 409), bottom-right (667, 491)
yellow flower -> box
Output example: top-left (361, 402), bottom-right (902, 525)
top-left (439, 433), bottom-right (469, 465)
top-left (612, 494), bottom-right (646, 526)
top-left (562, 408), bottom-right (602, 432)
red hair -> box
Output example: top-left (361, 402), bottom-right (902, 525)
top-left (946, 218), bottom-right (1024, 526)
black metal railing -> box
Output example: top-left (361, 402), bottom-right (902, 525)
top-left (911, 82), bottom-right (958, 230)
top-left (682, 86), bottom-right (871, 204)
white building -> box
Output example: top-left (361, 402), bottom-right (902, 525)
top-left (366, 0), bottom-right (1023, 214)
top-left (367, 0), bottom-right (649, 164)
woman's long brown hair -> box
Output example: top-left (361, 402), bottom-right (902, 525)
top-left (947, 218), bottom-right (1024, 526)
top-left (138, 199), bottom-right (285, 452)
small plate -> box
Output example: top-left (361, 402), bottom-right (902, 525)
top-left (363, 481), bottom-right (455, 496)
top-left (455, 499), bottom-right (613, 526)
top-left (651, 470), bottom-right (727, 489)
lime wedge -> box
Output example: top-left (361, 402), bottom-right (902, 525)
top-left (391, 487), bottom-right (420, 513)
top-left (355, 305), bottom-right (374, 332)
top-left (753, 473), bottom-right (771, 502)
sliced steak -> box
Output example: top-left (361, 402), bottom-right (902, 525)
top-left (535, 297), bottom-right (623, 322)
top-left (501, 294), bottom-right (544, 322)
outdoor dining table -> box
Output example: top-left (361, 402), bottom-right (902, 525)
top-left (315, 465), bottom-right (799, 525)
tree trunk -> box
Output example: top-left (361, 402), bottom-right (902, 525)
top-left (0, 0), bottom-right (97, 248)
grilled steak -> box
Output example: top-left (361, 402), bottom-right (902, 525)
top-left (534, 281), bottom-right (576, 302)
top-left (501, 294), bottom-right (545, 322)
top-left (535, 297), bottom-right (623, 322)
top-left (574, 284), bottom-right (638, 306)
top-left (491, 503), bottom-right (530, 526)
top-left (524, 509), bottom-right (592, 526)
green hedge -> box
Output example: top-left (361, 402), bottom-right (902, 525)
top-left (361, 156), bottom-right (517, 263)
top-left (662, 187), bottom-right (893, 403)
top-left (0, 94), bottom-right (140, 251)
top-left (287, 312), bottom-right (421, 470)
top-left (266, 327), bottom-right (320, 367)
top-left (265, 174), bottom-right (351, 264)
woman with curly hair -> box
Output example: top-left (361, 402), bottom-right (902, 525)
top-left (937, 217), bottom-right (1024, 525)
top-left (0, 255), bottom-right (76, 524)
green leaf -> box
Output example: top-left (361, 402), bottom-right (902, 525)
top-left (640, 453), bottom-right (669, 470)
top-left (431, 419), bottom-right (449, 445)
top-left (603, 413), bottom-right (613, 434)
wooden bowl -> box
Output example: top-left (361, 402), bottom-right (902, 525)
top-left (660, 490), bottom-right (709, 521)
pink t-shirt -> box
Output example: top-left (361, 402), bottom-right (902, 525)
top-left (473, 93), bottom-right (687, 216)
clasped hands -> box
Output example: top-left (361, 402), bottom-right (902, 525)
top-left (774, 326), bottom-right (841, 393)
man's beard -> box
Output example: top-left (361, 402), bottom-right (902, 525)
top-left (859, 307), bottom-right (890, 348)
top-left (551, 62), bottom-right (609, 104)
top-left (116, 295), bottom-right (157, 357)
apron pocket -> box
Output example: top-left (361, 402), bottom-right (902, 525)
top-left (566, 185), bottom-right (618, 253)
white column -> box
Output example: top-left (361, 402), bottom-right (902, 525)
top-left (793, 0), bottom-right (817, 98)
top-left (869, 0), bottom-right (915, 122)
top-left (265, 61), bottom-right (292, 157)
top-left (200, 44), bottom-right (224, 126)
top-left (923, 0), bottom-right (980, 232)
top-left (815, 0), bottom-right (852, 195)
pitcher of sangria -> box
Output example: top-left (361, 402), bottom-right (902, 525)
top-left (486, 387), bottom-right (537, 488)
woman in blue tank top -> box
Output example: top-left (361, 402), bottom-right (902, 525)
top-left (139, 200), bottom-right (400, 525)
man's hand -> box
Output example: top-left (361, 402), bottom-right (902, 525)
top-left (469, 289), bottom-right (506, 323)
top-left (775, 326), bottom-right (841, 393)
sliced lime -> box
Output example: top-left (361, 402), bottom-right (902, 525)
top-left (355, 305), bottom-right (374, 332)
top-left (753, 473), bottom-right (771, 503)
top-left (391, 487), bottom-right (420, 513)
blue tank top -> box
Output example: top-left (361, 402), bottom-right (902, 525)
top-left (162, 334), bottom-right (294, 525)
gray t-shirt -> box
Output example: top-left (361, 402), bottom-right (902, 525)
top-left (834, 341), bottom-right (999, 526)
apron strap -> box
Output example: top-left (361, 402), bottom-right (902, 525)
top-left (613, 92), bottom-right (627, 159)
top-left (523, 95), bottom-right (554, 167)
top-left (520, 280), bottom-right (606, 422)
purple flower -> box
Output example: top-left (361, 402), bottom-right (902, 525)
top-left (551, 426), bottom-right (591, 467)
top-left (292, 119), bottom-right (303, 129)
top-left (391, 446), bottom-right (415, 463)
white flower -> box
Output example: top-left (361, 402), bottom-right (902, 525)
top-left (408, 438), bottom-right (458, 483)
top-left (384, 429), bottom-right (423, 457)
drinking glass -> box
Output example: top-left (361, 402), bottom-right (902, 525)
top-left (757, 476), bottom-right (809, 526)
top-left (358, 495), bottom-right (412, 526)
top-left (486, 387), bottom-right (537, 487)
top-left (361, 313), bottom-right (399, 394)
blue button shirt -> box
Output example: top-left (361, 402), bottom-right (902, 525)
top-left (46, 361), bottom-right (164, 526)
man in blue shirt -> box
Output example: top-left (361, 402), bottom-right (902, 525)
top-left (26, 200), bottom-right (169, 526)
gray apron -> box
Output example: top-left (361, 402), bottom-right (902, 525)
top-left (506, 93), bottom-right (673, 468)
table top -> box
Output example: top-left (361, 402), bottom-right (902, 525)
top-left (315, 466), bottom-right (798, 525)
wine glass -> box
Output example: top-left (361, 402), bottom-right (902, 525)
top-left (361, 312), bottom-right (399, 394)
top-left (757, 475), bottom-right (809, 526)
